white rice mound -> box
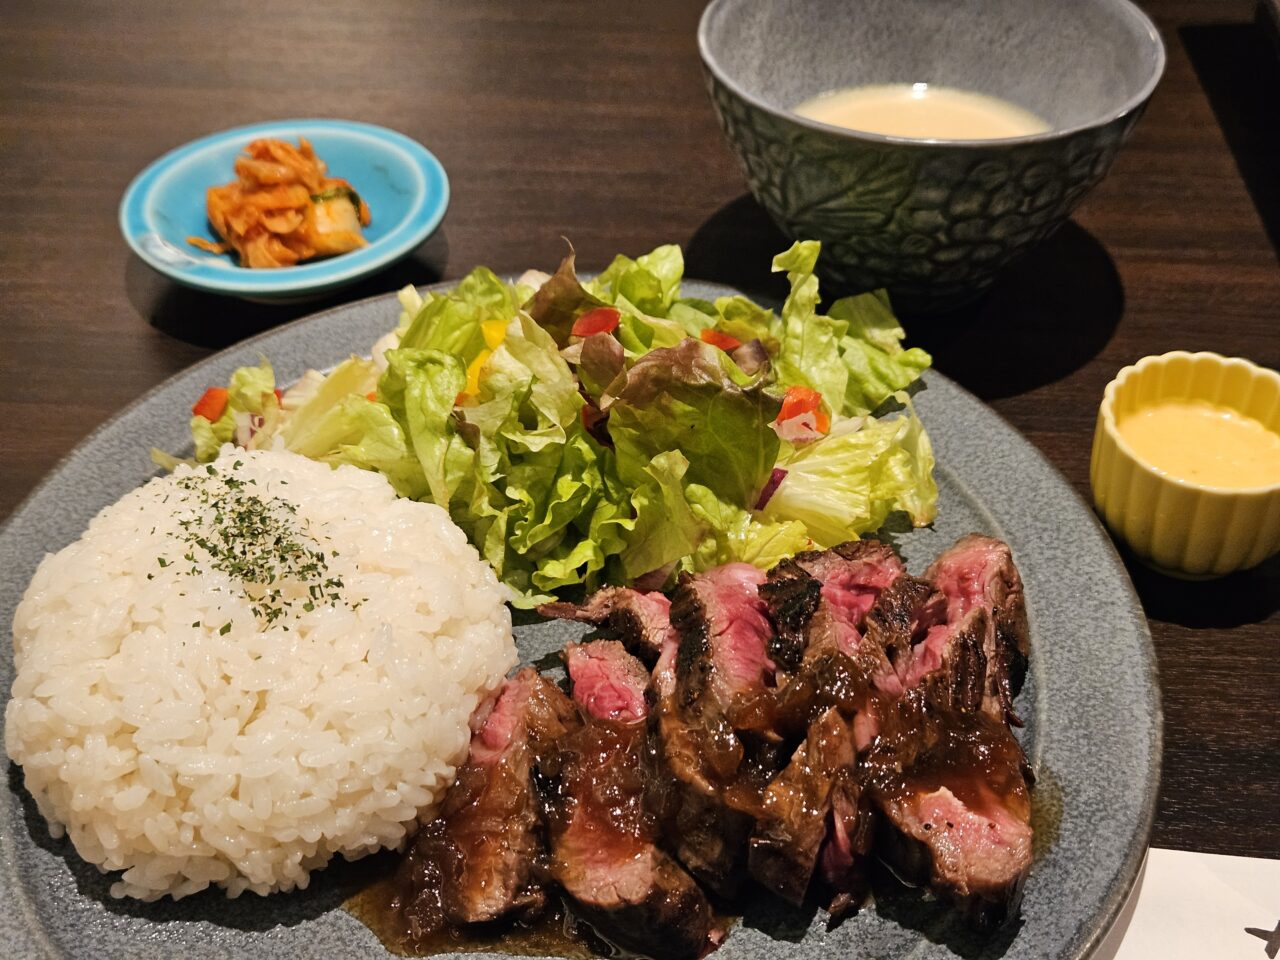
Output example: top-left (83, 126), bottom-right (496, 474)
top-left (5, 447), bottom-right (515, 900)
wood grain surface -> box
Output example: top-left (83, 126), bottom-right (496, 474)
top-left (1, 0), bottom-right (1276, 866)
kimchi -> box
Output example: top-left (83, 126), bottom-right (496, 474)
top-left (187, 138), bottom-right (371, 268)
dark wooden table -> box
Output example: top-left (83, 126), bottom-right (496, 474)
top-left (2, 0), bottom-right (1276, 869)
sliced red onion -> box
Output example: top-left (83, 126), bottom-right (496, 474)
top-left (730, 338), bottom-right (770, 376)
top-left (754, 467), bottom-right (788, 510)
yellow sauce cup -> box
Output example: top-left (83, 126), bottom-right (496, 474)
top-left (1091, 351), bottom-right (1280, 578)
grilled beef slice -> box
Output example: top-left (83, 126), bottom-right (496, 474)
top-left (748, 545), bottom-right (905, 910)
top-left (394, 668), bottom-right (575, 938)
top-left (671, 562), bottom-right (775, 718)
top-left (760, 541), bottom-right (905, 675)
top-left (548, 641), bottom-right (716, 959)
top-left (861, 574), bottom-right (947, 681)
top-left (764, 546), bottom-right (908, 736)
top-left (864, 691), bottom-right (1033, 930)
top-left (748, 707), bottom-right (857, 905)
top-left (562, 641), bottom-right (649, 723)
top-left (756, 559), bottom-right (822, 675)
top-left (656, 563), bottom-right (778, 895)
top-left (647, 610), bottom-right (740, 887)
top-left (769, 643), bottom-right (889, 748)
top-left (818, 764), bottom-right (876, 920)
top-left (538, 587), bottom-right (673, 666)
top-left (792, 541), bottom-right (907, 652)
top-left (902, 606), bottom-right (990, 714)
top-left (924, 534), bottom-right (1031, 724)
top-left (856, 572), bottom-right (976, 723)
top-left (651, 693), bottom-right (757, 896)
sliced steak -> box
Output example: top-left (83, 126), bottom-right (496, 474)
top-left (650, 685), bottom-right (760, 897)
top-left (539, 587), bottom-right (673, 666)
top-left (760, 541), bottom-right (905, 675)
top-left (862, 574), bottom-right (947, 692)
top-left (655, 563), bottom-right (777, 896)
top-left (818, 765), bottom-right (876, 920)
top-left (757, 558), bottom-right (822, 674)
top-left (751, 545), bottom-right (899, 913)
top-left (924, 534), bottom-right (1031, 725)
top-left (524, 667), bottom-right (583, 776)
top-left (855, 549), bottom-right (991, 716)
top-left (671, 562), bottom-right (775, 719)
top-left (548, 642), bottom-right (717, 959)
top-left (903, 607), bottom-right (989, 714)
top-left (394, 668), bottom-right (572, 937)
top-left (793, 541), bottom-right (907, 654)
top-left (768, 580), bottom-right (921, 747)
top-left (864, 692), bottom-right (1033, 929)
top-left (563, 640), bottom-right (649, 723)
top-left (770, 644), bottom-right (890, 748)
top-left (748, 707), bottom-right (856, 905)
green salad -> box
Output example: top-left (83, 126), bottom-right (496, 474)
top-left (177, 240), bottom-right (937, 604)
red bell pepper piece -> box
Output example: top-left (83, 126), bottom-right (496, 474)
top-left (571, 306), bottom-right (621, 337)
top-left (776, 385), bottom-right (830, 436)
top-left (191, 387), bottom-right (229, 421)
top-left (699, 328), bottom-right (743, 352)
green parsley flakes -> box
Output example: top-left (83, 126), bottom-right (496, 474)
top-left (154, 466), bottom-right (351, 626)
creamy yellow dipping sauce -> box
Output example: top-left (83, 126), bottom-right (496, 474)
top-left (792, 83), bottom-right (1050, 140)
top-left (1118, 400), bottom-right (1280, 488)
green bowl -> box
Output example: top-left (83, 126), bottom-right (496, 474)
top-left (698, 0), bottom-right (1165, 313)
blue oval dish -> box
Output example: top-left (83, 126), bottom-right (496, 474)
top-left (119, 119), bottom-right (449, 299)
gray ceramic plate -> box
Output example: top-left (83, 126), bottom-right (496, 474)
top-left (0, 281), bottom-right (1160, 959)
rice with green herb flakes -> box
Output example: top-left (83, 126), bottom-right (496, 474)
top-left (5, 447), bottom-right (515, 900)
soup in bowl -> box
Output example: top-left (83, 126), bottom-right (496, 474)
top-left (698, 0), bottom-right (1165, 312)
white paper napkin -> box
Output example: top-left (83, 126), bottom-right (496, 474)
top-left (1094, 847), bottom-right (1280, 959)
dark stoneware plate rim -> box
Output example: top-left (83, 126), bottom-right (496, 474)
top-left (0, 280), bottom-right (1160, 959)
top-left (697, 0), bottom-right (1167, 149)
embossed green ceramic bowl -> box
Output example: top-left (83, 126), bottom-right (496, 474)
top-left (698, 0), bottom-right (1165, 313)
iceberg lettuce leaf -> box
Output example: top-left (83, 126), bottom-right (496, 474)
top-left (829, 292), bottom-right (933, 414)
top-left (682, 483), bottom-right (811, 571)
top-left (760, 399), bottom-right (938, 545)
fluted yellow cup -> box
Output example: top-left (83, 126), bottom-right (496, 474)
top-left (1090, 351), bottom-right (1280, 578)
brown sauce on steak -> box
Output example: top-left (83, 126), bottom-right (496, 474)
top-left (346, 879), bottom-right (596, 958)
top-left (348, 536), bottom-right (1036, 955)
